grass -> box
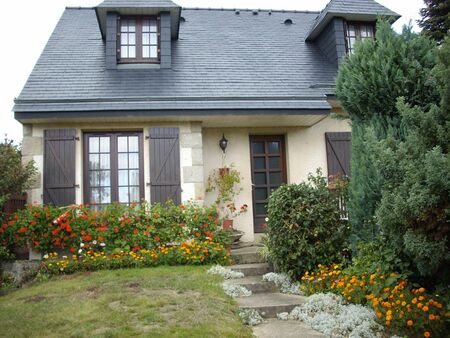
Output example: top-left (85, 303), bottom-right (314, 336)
top-left (0, 266), bottom-right (253, 338)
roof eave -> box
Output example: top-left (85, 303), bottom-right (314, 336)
top-left (306, 11), bottom-right (401, 41)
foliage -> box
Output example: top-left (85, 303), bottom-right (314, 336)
top-left (40, 240), bottom-right (230, 275)
top-left (418, 0), bottom-right (450, 44)
top-left (262, 272), bottom-right (302, 295)
top-left (300, 265), bottom-right (449, 337)
top-left (0, 201), bottom-right (231, 256)
top-left (266, 170), bottom-right (350, 279)
top-left (206, 165), bottom-right (248, 219)
top-left (373, 39), bottom-right (450, 287)
top-left (282, 293), bottom-right (383, 338)
top-left (0, 266), bottom-right (253, 337)
top-left (336, 21), bottom-right (440, 246)
top-left (221, 283), bottom-right (252, 298)
top-left (207, 265), bottom-right (244, 279)
top-left (238, 309), bottom-right (264, 326)
top-left (0, 138), bottom-right (37, 213)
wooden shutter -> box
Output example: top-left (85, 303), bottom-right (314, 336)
top-left (43, 129), bottom-right (77, 206)
top-left (149, 127), bottom-right (181, 205)
top-left (325, 132), bottom-right (352, 178)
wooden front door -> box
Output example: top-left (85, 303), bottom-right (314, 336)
top-left (250, 136), bottom-right (287, 233)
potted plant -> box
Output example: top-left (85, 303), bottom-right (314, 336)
top-left (206, 164), bottom-right (248, 237)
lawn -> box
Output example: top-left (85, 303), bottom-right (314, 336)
top-left (0, 266), bottom-right (253, 338)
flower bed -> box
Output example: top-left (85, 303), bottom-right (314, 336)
top-left (40, 239), bottom-right (230, 275)
top-left (300, 264), bottom-right (449, 337)
top-left (0, 202), bottom-right (230, 257)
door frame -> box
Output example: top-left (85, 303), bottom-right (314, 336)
top-left (249, 135), bottom-right (287, 233)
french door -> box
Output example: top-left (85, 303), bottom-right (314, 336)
top-left (83, 132), bottom-right (144, 209)
top-left (249, 135), bottom-right (287, 233)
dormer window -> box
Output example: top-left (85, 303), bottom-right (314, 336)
top-left (118, 16), bottom-right (160, 63)
top-left (344, 22), bottom-right (375, 54)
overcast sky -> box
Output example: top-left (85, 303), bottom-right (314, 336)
top-left (0, 0), bottom-right (425, 143)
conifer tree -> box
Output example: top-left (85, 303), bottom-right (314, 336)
top-left (419, 0), bottom-right (450, 44)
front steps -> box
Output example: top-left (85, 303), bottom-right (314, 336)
top-left (229, 245), bottom-right (305, 319)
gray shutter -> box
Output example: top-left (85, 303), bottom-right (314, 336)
top-left (43, 129), bottom-right (77, 206)
top-left (149, 127), bottom-right (181, 205)
top-left (325, 132), bottom-right (351, 177)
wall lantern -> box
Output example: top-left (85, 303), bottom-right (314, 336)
top-left (219, 134), bottom-right (228, 153)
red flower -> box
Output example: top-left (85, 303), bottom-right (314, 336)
top-left (194, 232), bottom-right (200, 237)
top-left (66, 225), bottom-right (72, 232)
top-left (81, 230), bottom-right (86, 235)
top-left (154, 235), bottom-right (160, 242)
top-left (143, 231), bottom-right (149, 235)
top-left (18, 227), bottom-right (28, 234)
top-left (133, 228), bottom-right (139, 234)
top-left (98, 236), bottom-right (104, 241)
top-left (180, 223), bottom-right (185, 227)
top-left (30, 220), bottom-right (37, 226)
top-left (69, 247), bottom-right (76, 253)
top-left (132, 246), bottom-right (140, 252)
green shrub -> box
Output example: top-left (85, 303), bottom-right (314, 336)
top-left (266, 171), bottom-right (350, 278)
top-left (0, 139), bottom-right (37, 214)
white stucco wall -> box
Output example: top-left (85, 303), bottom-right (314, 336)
top-left (202, 116), bottom-right (351, 242)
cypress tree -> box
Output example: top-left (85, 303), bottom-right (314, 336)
top-left (418, 0), bottom-right (450, 44)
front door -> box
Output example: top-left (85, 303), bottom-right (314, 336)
top-left (249, 135), bottom-right (287, 233)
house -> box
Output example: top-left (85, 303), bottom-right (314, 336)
top-left (14, 0), bottom-right (399, 242)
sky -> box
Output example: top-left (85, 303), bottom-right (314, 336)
top-left (0, 0), bottom-right (425, 144)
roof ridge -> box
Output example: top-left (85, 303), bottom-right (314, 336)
top-left (65, 6), bottom-right (95, 10)
top-left (181, 7), bottom-right (320, 14)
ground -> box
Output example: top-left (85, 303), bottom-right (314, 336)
top-left (0, 266), bottom-right (253, 338)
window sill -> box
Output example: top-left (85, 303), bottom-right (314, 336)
top-left (117, 63), bottom-right (161, 70)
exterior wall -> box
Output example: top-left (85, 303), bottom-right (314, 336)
top-left (316, 17), bottom-right (346, 66)
top-left (22, 122), bottom-right (204, 205)
top-left (202, 116), bottom-right (351, 242)
top-left (22, 115), bottom-right (350, 243)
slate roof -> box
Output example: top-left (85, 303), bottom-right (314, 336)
top-left (307, 0), bottom-right (400, 40)
top-left (97, 0), bottom-right (179, 7)
top-left (15, 7), bottom-right (341, 115)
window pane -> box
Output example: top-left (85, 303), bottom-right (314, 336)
top-left (255, 188), bottom-right (268, 201)
top-left (142, 46), bottom-right (150, 58)
top-left (129, 153), bottom-right (139, 169)
top-left (252, 142), bottom-right (264, 154)
top-left (100, 137), bottom-right (110, 152)
top-left (100, 187), bottom-right (111, 204)
top-left (121, 34), bottom-right (128, 45)
top-left (130, 170), bottom-right (140, 186)
top-left (129, 187), bottom-right (139, 203)
top-left (150, 33), bottom-right (157, 45)
top-left (91, 188), bottom-right (100, 203)
top-left (89, 154), bottom-right (100, 170)
top-left (348, 24), bottom-right (356, 35)
top-left (142, 19), bottom-right (150, 32)
top-left (119, 187), bottom-right (129, 203)
top-left (118, 170), bottom-right (129, 186)
top-left (129, 46), bottom-right (136, 58)
top-left (268, 142), bottom-right (280, 154)
top-left (269, 172), bottom-right (282, 186)
top-left (99, 170), bottom-right (110, 187)
top-left (121, 21), bottom-right (128, 32)
top-left (142, 33), bottom-right (149, 45)
top-left (128, 20), bottom-right (135, 32)
top-left (118, 153), bottom-right (128, 169)
top-left (254, 157), bottom-right (265, 170)
top-left (128, 136), bottom-right (139, 152)
top-left (118, 137), bottom-right (128, 152)
top-left (89, 137), bottom-right (99, 153)
top-left (100, 154), bottom-right (110, 169)
top-left (255, 203), bottom-right (267, 215)
top-left (150, 20), bottom-right (157, 32)
top-left (269, 157), bottom-right (281, 169)
top-left (128, 33), bottom-right (136, 45)
top-left (89, 171), bottom-right (99, 187)
top-left (150, 46), bottom-right (157, 58)
top-left (121, 46), bottom-right (128, 58)
top-left (254, 172), bottom-right (266, 185)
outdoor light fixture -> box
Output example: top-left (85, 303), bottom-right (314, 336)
top-left (219, 134), bottom-right (228, 153)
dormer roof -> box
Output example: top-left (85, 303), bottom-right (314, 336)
top-left (306, 0), bottom-right (400, 40)
top-left (95, 0), bottom-right (181, 39)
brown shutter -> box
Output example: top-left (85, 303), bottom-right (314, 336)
top-left (43, 129), bottom-right (77, 206)
top-left (149, 127), bottom-right (181, 205)
top-left (325, 132), bottom-right (352, 178)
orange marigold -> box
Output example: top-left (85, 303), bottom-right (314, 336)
top-left (407, 320), bottom-right (413, 327)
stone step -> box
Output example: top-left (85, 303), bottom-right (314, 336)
top-left (252, 319), bottom-right (324, 338)
top-left (224, 276), bottom-right (278, 294)
top-left (231, 247), bottom-right (266, 264)
top-left (237, 292), bottom-right (306, 318)
top-left (228, 263), bottom-right (271, 276)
